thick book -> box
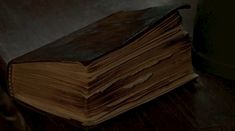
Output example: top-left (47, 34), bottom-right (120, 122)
top-left (3, 5), bottom-right (197, 126)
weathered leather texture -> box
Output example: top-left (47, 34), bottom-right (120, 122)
top-left (11, 5), bottom-right (190, 65)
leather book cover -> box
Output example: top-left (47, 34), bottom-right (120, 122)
top-left (7, 4), bottom-right (190, 65)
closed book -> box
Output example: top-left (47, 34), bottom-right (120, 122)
top-left (2, 5), bottom-right (197, 126)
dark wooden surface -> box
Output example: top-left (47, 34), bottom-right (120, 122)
top-left (1, 70), bottom-right (234, 131)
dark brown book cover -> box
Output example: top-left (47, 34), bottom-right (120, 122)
top-left (10, 5), bottom-right (190, 65)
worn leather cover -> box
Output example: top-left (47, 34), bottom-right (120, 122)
top-left (10, 4), bottom-right (190, 65)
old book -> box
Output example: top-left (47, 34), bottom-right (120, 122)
top-left (5, 5), bottom-right (197, 126)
